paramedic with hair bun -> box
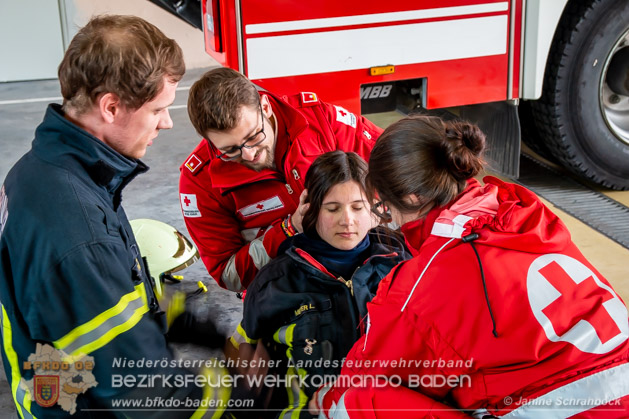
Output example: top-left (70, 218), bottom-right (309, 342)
top-left (312, 114), bottom-right (629, 418)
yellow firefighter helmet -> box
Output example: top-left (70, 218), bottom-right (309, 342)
top-left (130, 218), bottom-right (199, 297)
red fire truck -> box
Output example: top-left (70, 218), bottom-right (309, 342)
top-left (152, 0), bottom-right (629, 190)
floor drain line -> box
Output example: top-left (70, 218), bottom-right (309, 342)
top-left (515, 154), bottom-right (629, 250)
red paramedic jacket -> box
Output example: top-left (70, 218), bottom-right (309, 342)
top-left (179, 92), bottom-right (381, 291)
top-left (319, 177), bottom-right (629, 418)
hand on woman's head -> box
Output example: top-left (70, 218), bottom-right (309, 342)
top-left (290, 189), bottom-right (309, 233)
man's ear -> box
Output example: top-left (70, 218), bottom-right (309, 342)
top-left (260, 94), bottom-right (272, 118)
top-left (98, 93), bottom-right (121, 124)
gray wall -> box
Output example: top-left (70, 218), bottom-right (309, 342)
top-left (0, 0), bottom-right (218, 82)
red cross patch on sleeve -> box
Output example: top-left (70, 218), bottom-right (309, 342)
top-left (180, 193), bottom-right (201, 218)
top-left (334, 105), bottom-right (357, 128)
top-left (237, 196), bottom-right (284, 218)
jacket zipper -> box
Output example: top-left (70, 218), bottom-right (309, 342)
top-left (339, 264), bottom-right (363, 298)
top-left (337, 276), bottom-right (353, 296)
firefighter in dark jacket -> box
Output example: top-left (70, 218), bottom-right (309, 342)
top-left (227, 151), bottom-right (410, 418)
top-left (0, 16), bottom-right (225, 418)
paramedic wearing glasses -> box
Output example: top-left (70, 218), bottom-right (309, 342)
top-left (180, 67), bottom-right (381, 292)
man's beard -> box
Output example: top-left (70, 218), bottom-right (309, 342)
top-left (241, 144), bottom-right (275, 172)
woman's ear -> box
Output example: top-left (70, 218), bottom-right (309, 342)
top-left (404, 194), bottom-right (422, 206)
top-left (370, 213), bottom-right (382, 229)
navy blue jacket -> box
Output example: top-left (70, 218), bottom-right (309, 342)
top-left (0, 105), bottom-right (203, 418)
top-left (235, 228), bottom-right (410, 418)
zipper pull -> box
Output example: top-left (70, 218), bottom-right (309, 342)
top-left (292, 169), bottom-right (300, 180)
top-left (339, 277), bottom-right (354, 296)
top-left (285, 183), bottom-right (294, 194)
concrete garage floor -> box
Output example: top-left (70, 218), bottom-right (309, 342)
top-left (1, 68), bottom-right (628, 417)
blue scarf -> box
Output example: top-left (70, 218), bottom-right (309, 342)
top-left (292, 232), bottom-right (371, 280)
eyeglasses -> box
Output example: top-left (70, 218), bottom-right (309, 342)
top-left (214, 102), bottom-right (266, 161)
top-left (371, 200), bottom-right (392, 223)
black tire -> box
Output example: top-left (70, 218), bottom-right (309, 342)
top-left (519, 100), bottom-right (557, 162)
top-left (530, 0), bottom-right (629, 190)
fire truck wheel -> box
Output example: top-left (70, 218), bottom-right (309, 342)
top-left (519, 101), bottom-right (557, 163)
top-left (530, 0), bottom-right (629, 190)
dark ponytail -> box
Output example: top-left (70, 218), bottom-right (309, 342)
top-left (366, 115), bottom-right (485, 214)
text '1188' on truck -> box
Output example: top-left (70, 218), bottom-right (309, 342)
top-left (152, 0), bottom-right (629, 190)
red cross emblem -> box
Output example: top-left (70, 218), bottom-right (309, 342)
top-left (256, 204), bottom-right (264, 209)
top-left (183, 196), bottom-right (191, 207)
top-left (540, 261), bottom-right (620, 344)
top-left (527, 254), bottom-right (628, 354)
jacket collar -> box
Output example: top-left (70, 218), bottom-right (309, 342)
top-left (32, 104), bottom-right (148, 197)
top-left (289, 229), bottom-right (405, 277)
top-left (401, 176), bottom-right (570, 254)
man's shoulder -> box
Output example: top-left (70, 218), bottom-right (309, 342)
top-left (5, 156), bottom-right (120, 244)
top-left (282, 92), bottom-right (323, 109)
top-left (278, 91), bottom-right (363, 136)
top-left (6, 151), bottom-right (72, 202)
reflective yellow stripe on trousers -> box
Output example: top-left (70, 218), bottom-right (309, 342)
top-left (1, 304), bottom-right (37, 419)
top-left (53, 283), bottom-right (149, 360)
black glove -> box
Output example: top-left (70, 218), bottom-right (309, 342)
top-left (167, 310), bottom-right (226, 349)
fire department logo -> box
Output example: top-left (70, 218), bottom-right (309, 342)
top-left (527, 253), bottom-right (628, 354)
top-left (21, 343), bottom-right (97, 414)
top-left (34, 375), bottom-right (60, 407)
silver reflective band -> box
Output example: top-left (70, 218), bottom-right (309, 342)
top-left (248, 233), bottom-right (272, 271)
top-left (16, 385), bottom-right (34, 419)
top-left (60, 297), bottom-right (146, 355)
top-left (276, 325), bottom-right (292, 345)
top-left (501, 362), bottom-right (629, 418)
top-left (328, 392), bottom-right (351, 419)
top-left (221, 253), bottom-right (244, 292)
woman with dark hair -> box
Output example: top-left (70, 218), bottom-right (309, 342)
top-left (314, 115), bottom-right (629, 418)
top-left (228, 150), bottom-right (410, 418)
